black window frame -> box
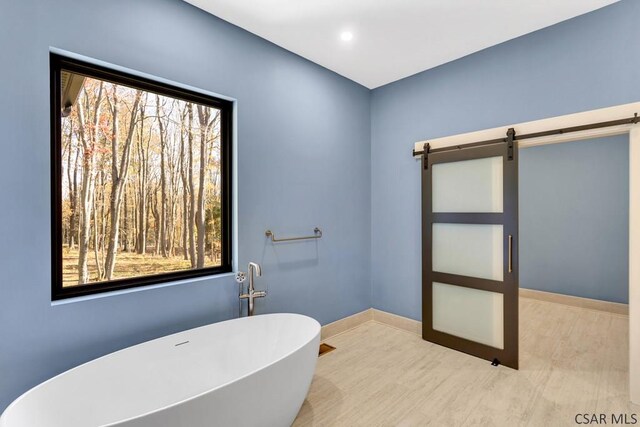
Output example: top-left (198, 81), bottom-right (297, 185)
top-left (50, 53), bottom-right (233, 301)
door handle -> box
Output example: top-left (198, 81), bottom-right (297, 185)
top-left (508, 235), bottom-right (513, 273)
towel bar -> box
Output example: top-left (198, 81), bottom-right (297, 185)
top-left (265, 227), bottom-right (322, 243)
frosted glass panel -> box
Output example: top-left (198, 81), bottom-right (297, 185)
top-left (433, 223), bottom-right (503, 281)
top-left (432, 156), bottom-right (503, 213)
top-left (433, 282), bottom-right (504, 349)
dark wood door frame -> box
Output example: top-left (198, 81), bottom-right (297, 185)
top-left (421, 140), bottom-right (519, 369)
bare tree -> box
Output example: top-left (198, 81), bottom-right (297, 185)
top-left (195, 105), bottom-right (212, 268)
top-left (151, 183), bottom-right (161, 255)
top-left (76, 81), bottom-right (104, 284)
top-left (92, 188), bottom-right (103, 280)
top-left (179, 106), bottom-right (190, 261)
top-left (136, 95), bottom-right (151, 254)
top-left (104, 86), bottom-right (142, 280)
top-left (65, 120), bottom-right (81, 249)
top-left (98, 168), bottom-right (107, 272)
top-left (186, 104), bottom-right (197, 267)
top-left (156, 95), bottom-right (169, 257)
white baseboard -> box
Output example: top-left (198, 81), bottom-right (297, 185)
top-left (372, 309), bottom-right (421, 335)
top-left (519, 288), bottom-right (628, 316)
top-left (321, 309), bottom-right (373, 341)
top-left (321, 290), bottom-right (628, 343)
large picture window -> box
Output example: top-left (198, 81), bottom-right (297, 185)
top-left (51, 54), bottom-right (232, 300)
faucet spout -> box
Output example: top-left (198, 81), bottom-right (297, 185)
top-left (248, 262), bottom-right (261, 279)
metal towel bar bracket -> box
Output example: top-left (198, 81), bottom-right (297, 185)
top-left (265, 227), bottom-right (322, 243)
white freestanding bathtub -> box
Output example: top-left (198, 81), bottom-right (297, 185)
top-left (0, 313), bottom-right (320, 427)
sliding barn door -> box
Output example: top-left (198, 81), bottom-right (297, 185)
top-left (421, 135), bottom-right (519, 369)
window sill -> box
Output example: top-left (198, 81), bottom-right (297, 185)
top-left (51, 272), bottom-right (236, 307)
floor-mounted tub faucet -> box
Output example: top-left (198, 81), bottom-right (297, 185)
top-left (239, 262), bottom-right (267, 316)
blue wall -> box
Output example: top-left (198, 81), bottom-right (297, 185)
top-left (370, 0), bottom-right (638, 320)
top-left (0, 0), bottom-right (371, 411)
top-left (520, 136), bottom-right (629, 303)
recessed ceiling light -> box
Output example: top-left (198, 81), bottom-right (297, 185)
top-left (340, 31), bottom-right (353, 42)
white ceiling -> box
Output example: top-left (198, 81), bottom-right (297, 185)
top-left (185, 0), bottom-right (619, 89)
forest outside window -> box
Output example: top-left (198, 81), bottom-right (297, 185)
top-left (51, 54), bottom-right (232, 300)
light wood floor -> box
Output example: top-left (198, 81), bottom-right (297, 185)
top-left (293, 298), bottom-right (638, 426)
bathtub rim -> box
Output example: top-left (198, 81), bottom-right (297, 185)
top-left (0, 313), bottom-right (321, 426)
